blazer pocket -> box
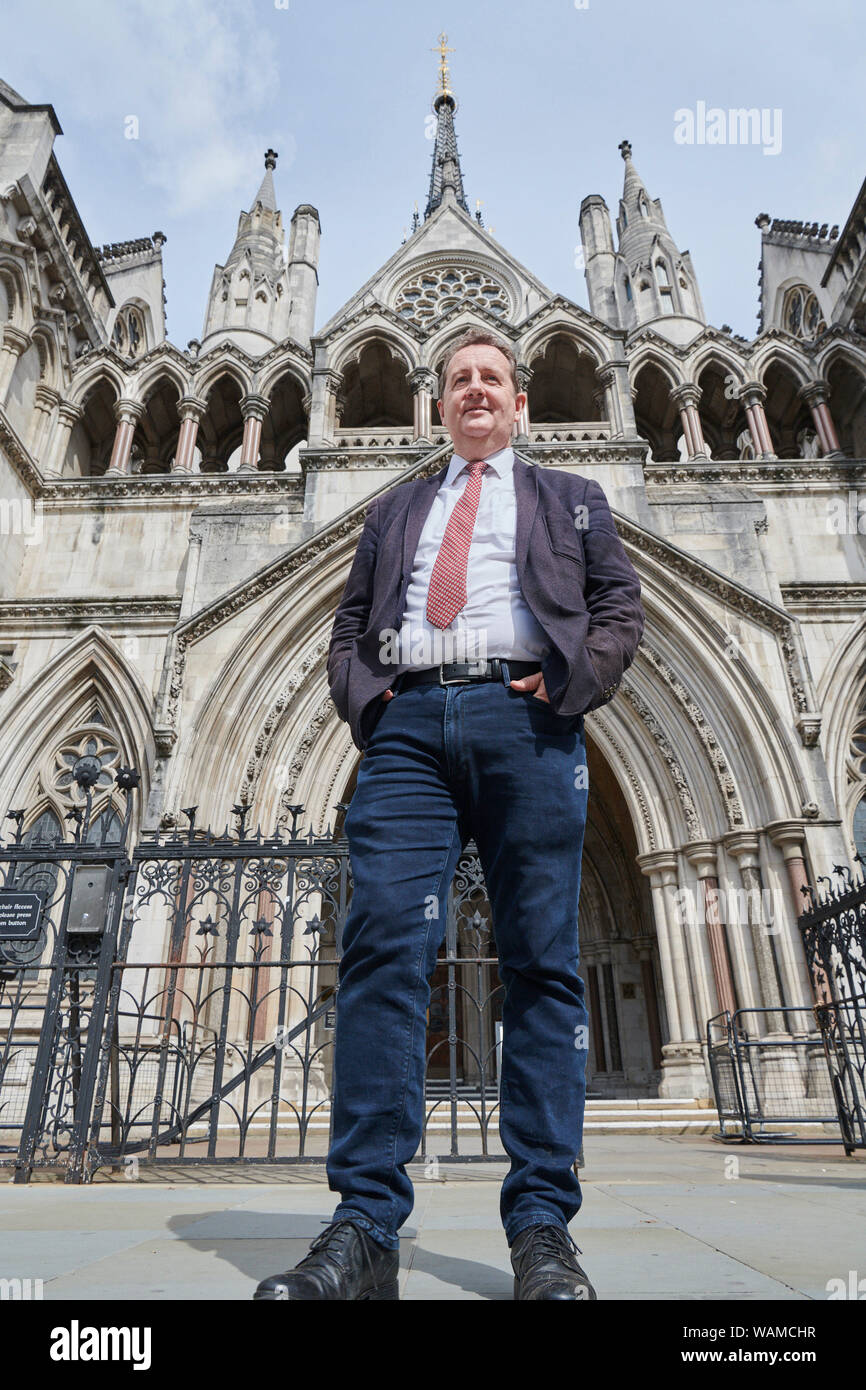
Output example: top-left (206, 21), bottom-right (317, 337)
top-left (543, 511), bottom-right (586, 566)
top-left (329, 654), bottom-right (352, 721)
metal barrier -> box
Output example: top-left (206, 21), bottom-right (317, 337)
top-left (707, 1007), bottom-right (843, 1145)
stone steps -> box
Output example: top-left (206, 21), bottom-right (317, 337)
top-left (185, 1096), bottom-right (726, 1136)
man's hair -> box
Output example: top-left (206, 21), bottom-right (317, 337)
top-left (437, 328), bottom-right (519, 399)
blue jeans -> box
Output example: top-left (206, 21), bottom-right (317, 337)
top-left (326, 663), bottom-right (590, 1250)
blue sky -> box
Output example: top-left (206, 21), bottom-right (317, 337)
top-left (5, 0), bottom-right (864, 346)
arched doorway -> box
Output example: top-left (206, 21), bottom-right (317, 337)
top-left (336, 729), bottom-right (665, 1098)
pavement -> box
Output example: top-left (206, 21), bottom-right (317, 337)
top-left (2, 1133), bottom-right (865, 1301)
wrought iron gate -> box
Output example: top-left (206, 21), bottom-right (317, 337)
top-left (1, 767), bottom-right (507, 1181)
top-left (797, 860), bottom-right (866, 1153)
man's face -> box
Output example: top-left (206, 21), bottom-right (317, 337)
top-left (437, 344), bottom-right (526, 460)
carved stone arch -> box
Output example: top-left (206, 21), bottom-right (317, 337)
top-left (132, 356), bottom-right (191, 404)
top-left (30, 326), bottom-right (60, 388)
top-left (635, 580), bottom-right (809, 828)
top-left (627, 346), bottom-right (683, 390)
top-left (752, 342), bottom-right (811, 390)
top-left (520, 320), bottom-right (607, 372)
top-left (0, 626), bottom-right (154, 818)
top-left (160, 514), bottom-right (372, 824)
top-left (687, 344), bottom-right (747, 388)
top-left (255, 354), bottom-right (312, 403)
top-left (68, 358), bottom-right (127, 408)
top-left (330, 325), bottom-right (417, 378)
top-left (332, 331), bottom-right (416, 430)
top-left (0, 257), bottom-right (29, 327)
top-left (815, 610), bottom-right (866, 850)
top-left (192, 355), bottom-right (253, 401)
top-left (815, 339), bottom-right (866, 381)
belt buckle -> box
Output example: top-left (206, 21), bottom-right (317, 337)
top-left (438, 658), bottom-right (489, 686)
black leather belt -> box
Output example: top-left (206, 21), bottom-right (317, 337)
top-left (398, 659), bottom-right (542, 689)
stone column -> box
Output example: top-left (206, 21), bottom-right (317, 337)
top-left (171, 396), bottom-right (207, 474)
top-left (45, 401), bottom-right (82, 475)
top-left (596, 360), bottom-right (636, 439)
top-left (632, 936), bottom-right (663, 1070)
top-left (766, 820), bottom-right (830, 1006)
top-left (670, 383), bottom-right (709, 461)
top-left (515, 364), bottom-right (532, 445)
top-left (308, 369), bottom-right (341, 446)
top-left (29, 385), bottom-right (60, 464)
top-left (238, 394), bottom-right (270, 473)
top-left (739, 380), bottom-right (776, 460)
top-left (0, 325), bottom-right (31, 404)
top-left (408, 367), bottom-right (437, 443)
top-left (799, 381), bottom-right (844, 460)
top-left (684, 842), bottom-right (738, 1017)
top-left (637, 850), bottom-right (706, 1097)
top-left (723, 830), bottom-right (786, 1032)
top-left (106, 399), bottom-right (145, 476)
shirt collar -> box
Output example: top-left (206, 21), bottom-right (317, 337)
top-left (445, 443), bottom-right (514, 486)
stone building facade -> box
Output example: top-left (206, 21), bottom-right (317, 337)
top-left (1, 67), bottom-right (865, 1100)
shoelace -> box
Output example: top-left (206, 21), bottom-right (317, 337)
top-left (518, 1224), bottom-right (583, 1272)
top-left (301, 1218), bottom-right (377, 1284)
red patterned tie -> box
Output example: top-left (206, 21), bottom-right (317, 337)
top-left (426, 459), bottom-right (489, 629)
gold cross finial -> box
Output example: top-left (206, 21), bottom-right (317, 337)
top-left (432, 31), bottom-right (455, 96)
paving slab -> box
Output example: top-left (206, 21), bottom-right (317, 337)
top-left (1, 1134), bottom-right (863, 1301)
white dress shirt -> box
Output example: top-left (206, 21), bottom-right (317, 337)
top-left (392, 444), bottom-right (551, 672)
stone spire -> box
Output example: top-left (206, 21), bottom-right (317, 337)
top-left (611, 138), bottom-right (705, 337)
top-left (425, 32), bottom-right (469, 219)
top-left (201, 148), bottom-right (292, 353)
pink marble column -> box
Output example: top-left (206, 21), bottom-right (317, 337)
top-left (671, 384), bottom-right (708, 460)
top-left (685, 843), bottom-right (738, 1017)
top-left (515, 364), bottom-right (532, 444)
top-left (409, 368), bottom-right (436, 443)
top-left (740, 381), bottom-right (776, 459)
top-left (106, 399), bottom-right (144, 476)
top-left (766, 820), bottom-right (831, 1006)
top-left (172, 397), bottom-right (207, 473)
top-left (799, 381), bottom-right (844, 459)
top-left (238, 394), bottom-right (269, 472)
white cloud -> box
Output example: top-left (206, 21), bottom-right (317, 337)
top-left (28, 0), bottom-right (294, 216)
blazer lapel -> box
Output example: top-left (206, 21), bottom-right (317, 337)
top-left (399, 459), bottom-right (451, 605)
top-left (512, 450), bottom-right (539, 586)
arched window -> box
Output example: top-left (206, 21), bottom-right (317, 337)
top-left (111, 304), bottom-right (146, 359)
top-left (639, 199), bottom-right (649, 219)
top-left (854, 793), bottom-right (866, 865)
top-left (656, 260), bottom-right (674, 314)
top-left (624, 276), bottom-right (632, 302)
top-left (783, 285), bottom-right (826, 340)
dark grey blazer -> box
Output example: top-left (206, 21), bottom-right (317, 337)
top-left (327, 450), bottom-right (645, 750)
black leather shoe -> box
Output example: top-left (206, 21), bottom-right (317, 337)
top-left (510, 1223), bottom-right (597, 1301)
top-left (253, 1218), bottom-right (399, 1300)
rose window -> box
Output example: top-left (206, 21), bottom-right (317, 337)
top-left (395, 267), bottom-right (510, 325)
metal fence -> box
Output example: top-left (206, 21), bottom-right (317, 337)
top-left (1, 767), bottom-right (509, 1181)
top-left (708, 858), bottom-right (866, 1153)
top-left (707, 1007), bottom-right (843, 1144)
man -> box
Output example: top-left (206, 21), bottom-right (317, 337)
top-left (254, 327), bottom-right (644, 1301)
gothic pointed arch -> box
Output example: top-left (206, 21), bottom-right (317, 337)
top-left (0, 625), bottom-right (154, 818)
